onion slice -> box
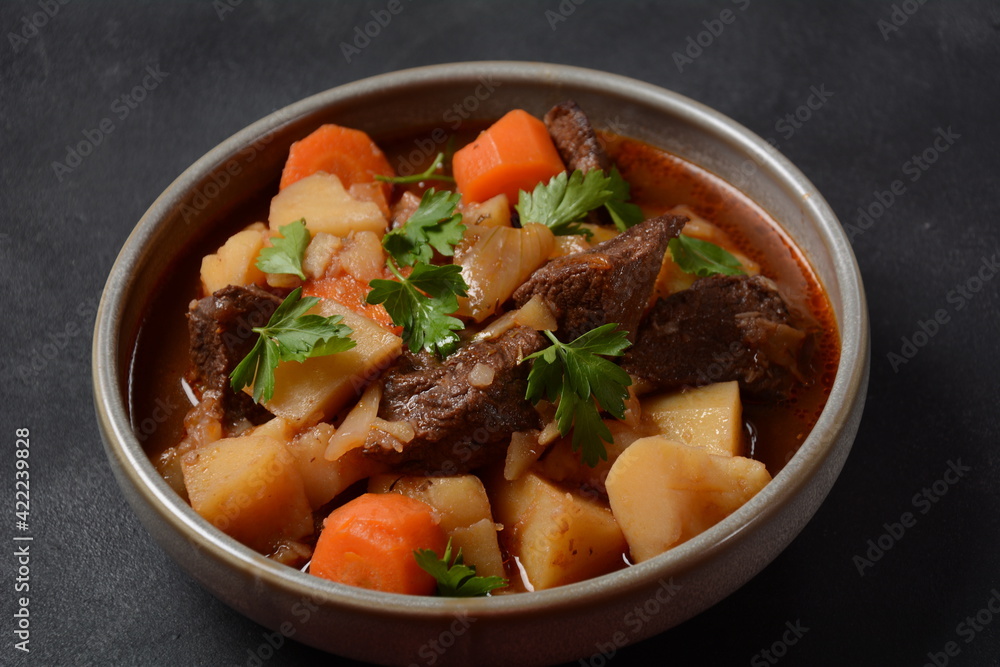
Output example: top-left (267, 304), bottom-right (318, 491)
top-left (325, 382), bottom-right (381, 461)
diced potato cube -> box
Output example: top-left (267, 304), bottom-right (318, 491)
top-left (181, 434), bottom-right (313, 554)
top-left (535, 420), bottom-right (645, 496)
top-left (451, 519), bottom-right (506, 580)
top-left (263, 300), bottom-right (402, 427)
top-left (200, 224), bottom-right (267, 294)
top-left (606, 436), bottom-right (771, 562)
top-left (269, 172), bottom-right (388, 237)
top-left (302, 232), bottom-right (342, 280)
top-left (339, 230), bottom-right (385, 283)
top-left (641, 381), bottom-right (744, 457)
top-left (250, 416), bottom-right (296, 441)
top-left (462, 193), bottom-right (511, 228)
top-left (348, 181), bottom-right (390, 218)
top-left (369, 474), bottom-right (492, 533)
top-left (286, 423), bottom-right (387, 509)
top-left (369, 474), bottom-right (505, 579)
top-left (491, 471), bottom-right (626, 590)
top-left (504, 430), bottom-right (546, 482)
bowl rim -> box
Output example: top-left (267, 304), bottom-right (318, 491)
top-left (93, 60), bottom-right (869, 620)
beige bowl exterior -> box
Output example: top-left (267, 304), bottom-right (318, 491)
top-left (93, 62), bottom-right (868, 666)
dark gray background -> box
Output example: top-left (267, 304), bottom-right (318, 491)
top-left (3, 1), bottom-right (999, 665)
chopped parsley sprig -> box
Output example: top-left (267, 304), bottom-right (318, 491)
top-left (367, 262), bottom-right (468, 357)
top-left (523, 324), bottom-right (633, 467)
top-left (230, 288), bottom-right (356, 403)
top-left (256, 220), bottom-right (310, 279)
top-left (516, 168), bottom-right (643, 238)
top-left (414, 538), bottom-right (508, 597)
top-left (668, 235), bottom-right (745, 277)
top-left (381, 189), bottom-right (466, 268)
top-left (603, 166), bottom-right (645, 231)
top-left (368, 187), bottom-right (469, 357)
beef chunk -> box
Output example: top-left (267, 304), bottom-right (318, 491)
top-left (187, 284), bottom-right (283, 428)
top-left (512, 214), bottom-right (686, 342)
top-left (363, 326), bottom-right (546, 473)
top-left (621, 275), bottom-right (810, 399)
top-left (544, 100), bottom-right (611, 174)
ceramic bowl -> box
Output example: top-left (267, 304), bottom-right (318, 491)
top-left (92, 61), bottom-right (869, 666)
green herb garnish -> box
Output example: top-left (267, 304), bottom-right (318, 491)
top-left (414, 538), bottom-right (508, 597)
top-left (230, 288), bottom-right (355, 403)
top-left (523, 324), bottom-right (633, 466)
top-left (256, 220), bottom-right (310, 279)
top-left (366, 261), bottom-right (469, 357)
top-left (516, 168), bottom-right (644, 238)
top-left (603, 166), bottom-right (645, 231)
top-left (668, 235), bottom-right (745, 277)
top-left (382, 189), bottom-right (466, 268)
top-left (375, 152), bottom-right (456, 185)
top-left (516, 170), bottom-right (607, 238)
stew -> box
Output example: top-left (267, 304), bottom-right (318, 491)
top-left (130, 101), bottom-right (838, 595)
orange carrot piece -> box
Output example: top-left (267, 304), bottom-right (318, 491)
top-left (303, 274), bottom-right (400, 333)
top-left (453, 109), bottom-right (566, 204)
top-left (279, 124), bottom-right (395, 198)
top-left (311, 493), bottom-right (447, 595)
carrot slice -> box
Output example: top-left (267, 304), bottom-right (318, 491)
top-left (453, 109), bottom-right (566, 204)
top-left (279, 124), bottom-right (395, 198)
top-left (311, 493), bottom-right (447, 595)
top-left (303, 274), bottom-right (400, 333)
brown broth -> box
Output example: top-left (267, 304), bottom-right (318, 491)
top-left (131, 126), bottom-right (839, 481)
top-left (130, 186), bottom-right (276, 462)
top-left (602, 134), bottom-right (839, 473)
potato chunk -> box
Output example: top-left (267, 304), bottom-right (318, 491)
top-left (263, 300), bottom-right (402, 427)
top-left (491, 471), bottom-right (626, 590)
top-left (606, 436), bottom-right (771, 562)
top-left (269, 172), bottom-right (388, 237)
top-left (181, 434), bottom-right (313, 554)
top-left (534, 420), bottom-right (646, 496)
top-left (641, 381), bottom-right (744, 456)
top-left (449, 519), bottom-right (506, 581)
top-left (369, 474), bottom-right (505, 579)
top-left (461, 193), bottom-right (511, 228)
top-left (284, 422), bottom-right (388, 510)
top-left (200, 224), bottom-right (266, 294)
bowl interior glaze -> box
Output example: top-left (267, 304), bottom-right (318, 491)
top-left (93, 62), bottom-right (868, 667)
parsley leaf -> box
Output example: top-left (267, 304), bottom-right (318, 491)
top-left (668, 235), bottom-right (745, 277)
top-left (230, 287), bottom-right (356, 403)
top-left (382, 189), bottom-right (466, 268)
top-left (256, 220), bottom-right (310, 279)
top-left (516, 170), bottom-right (609, 238)
top-left (414, 537), bottom-right (508, 597)
top-left (366, 261), bottom-right (468, 357)
top-left (604, 166), bottom-right (645, 231)
top-left (516, 168), bottom-right (645, 238)
top-left (523, 324), bottom-right (633, 466)
top-left (375, 152), bottom-right (456, 185)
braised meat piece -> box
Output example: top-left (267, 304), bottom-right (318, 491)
top-left (512, 214), bottom-right (686, 342)
top-left (363, 326), bottom-right (546, 473)
top-left (621, 275), bottom-right (810, 399)
top-left (187, 284), bottom-right (283, 428)
top-left (544, 100), bottom-right (611, 174)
